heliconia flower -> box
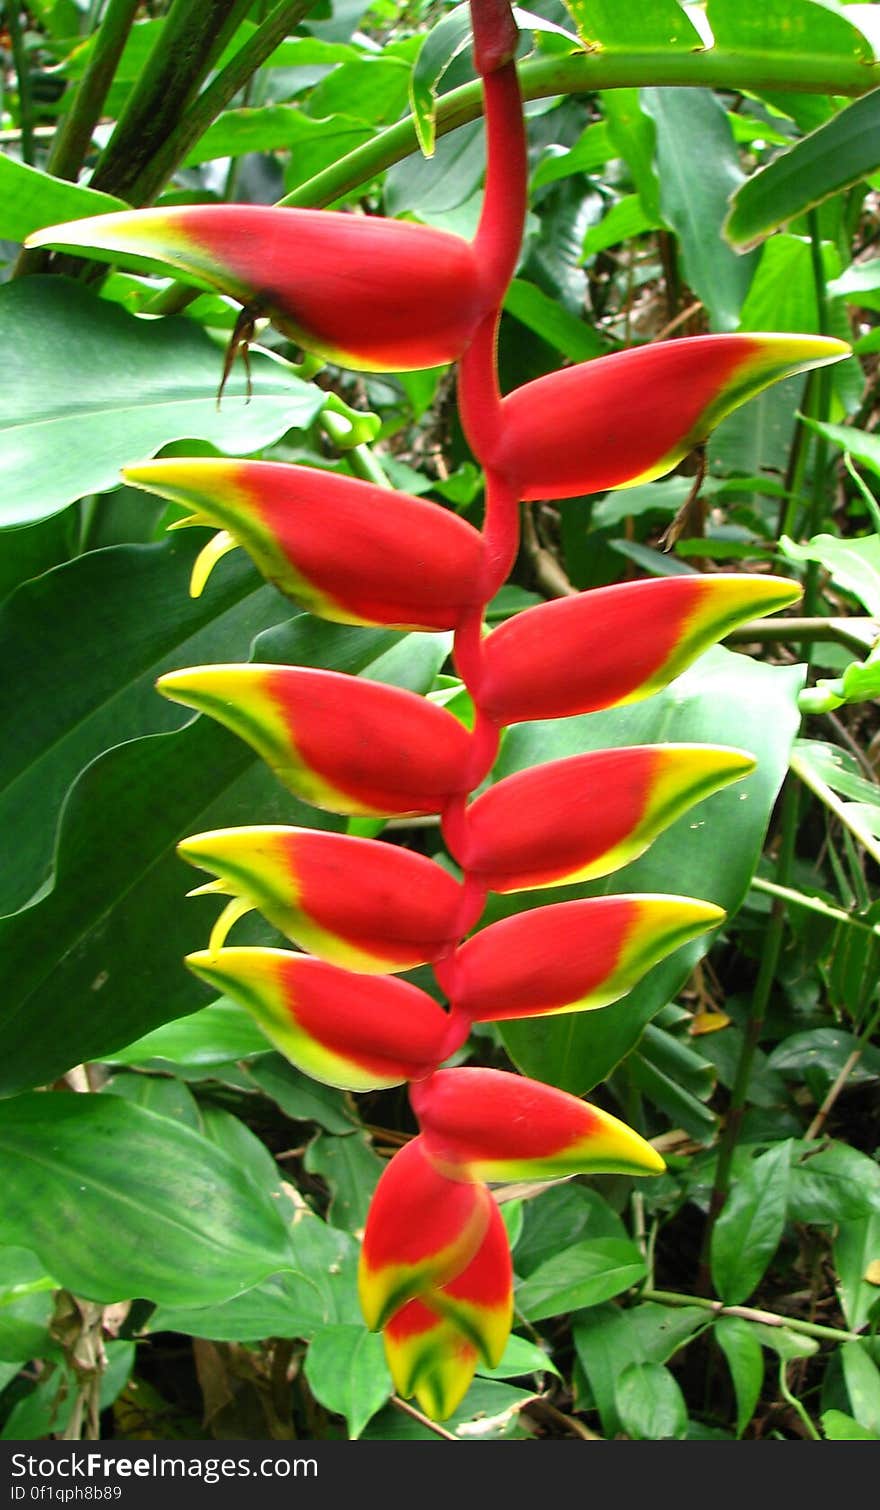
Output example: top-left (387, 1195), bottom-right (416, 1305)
top-left (444, 894), bottom-right (724, 1023)
top-left (452, 744), bottom-right (755, 891)
top-left (479, 574), bottom-right (802, 725)
top-left (382, 1200), bottom-right (513, 1420)
top-left (177, 826), bottom-right (464, 973)
top-left (359, 1137), bottom-right (492, 1332)
top-left (184, 946), bottom-right (450, 1092)
top-left (412, 1067), bottom-right (666, 1181)
top-left (156, 664), bottom-right (473, 816)
top-left (490, 334), bottom-right (849, 496)
top-left (122, 459), bottom-right (486, 626)
top-left (25, 206), bottom-right (499, 372)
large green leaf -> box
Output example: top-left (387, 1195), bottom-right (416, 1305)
top-left (615, 1361), bottom-right (688, 1440)
top-left (0, 278), bottom-right (325, 525)
top-left (573, 1301), bottom-right (707, 1436)
top-left (499, 647), bottom-right (804, 1093)
top-left (641, 88), bottom-right (757, 331)
top-left (0, 1093), bottom-right (294, 1305)
top-left (0, 618), bottom-right (448, 1097)
top-left (726, 88), bottom-right (880, 251)
top-left (0, 536), bottom-right (285, 915)
top-left (147, 1213), bottom-right (361, 1340)
top-left (715, 1316), bottom-right (764, 1439)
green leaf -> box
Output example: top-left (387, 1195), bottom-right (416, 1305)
top-left (304, 1324), bottom-right (391, 1438)
top-left (409, 3), bottom-right (473, 156)
top-left (0, 156), bottom-right (127, 244)
top-left (500, 648), bottom-right (803, 1093)
top-left (104, 1000), bottom-right (272, 1071)
top-left (503, 278), bottom-right (606, 363)
top-left (834, 1211), bottom-right (880, 1331)
top-left (841, 1340), bottom-right (880, 1435)
top-left (385, 119), bottom-right (485, 220)
top-left (245, 1054), bottom-right (358, 1135)
top-left (530, 122), bottom-right (614, 190)
top-left (477, 1333), bottom-right (561, 1381)
top-left (768, 1028), bottom-right (880, 1086)
top-left (600, 89), bottom-right (660, 224)
top-left (710, 1140), bottom-right (793, 1304)
top-left (566, 0), bottom-right (703, 51)
top-left (788, 1142), bottom-right (880, 1226)
top-left (148, 1214), bottom-right (361, 1340)
top-left (282, 113), bottom-right (375, 195)
top-left (515, 1238), bottom-right (646, 1321)
top-left (573, 1301), bottom-right (706, 1436)
top-left (0, 278), bottom-right (325, 525)
top-left (714, 1315), bottom-right (764, 1438)
top-left (102, 1072), bottom-right (203, 1131)
top-left (780, 530), bottom-right (880, 617)
top-left (641, 88), bottom-right (757, 330)
top-left (0, 1093), bottom-right (294, 1305)
top-left (515, 1185), bottom-right (628, 1277)
top-left (707, 0), bottom-right (875, 72)
top-left (726, 88), bottom-right (880, 251)
top-left (822, 1409), bottom-right (879, 1440)
top-left (304, 1132), bottom-right (383, 1232)
top-left (0, 536), bottom-right (286, 916)
top-left (0, 1249), bottom-right (57, 1365)
top-left (615, 1360), bottom-right (688, 1440)
top-left (0, 618), bottom-right (440, 1097)
top-left (582, 193), bottom-right (659, 257)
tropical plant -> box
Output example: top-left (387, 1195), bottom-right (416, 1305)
top-left (1, 0), bottom-right (879, 1444)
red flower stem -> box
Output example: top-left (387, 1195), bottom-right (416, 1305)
top-left (472, 61), bottom-right (527, 297)
top-left (470, 0), bottom-right (520, 78)
top-left (480, 466), bottom-right (521, 598)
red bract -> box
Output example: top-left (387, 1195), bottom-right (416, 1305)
top-left (478, 574), bottom-right (802, 724)
top-left (413, 1068), bottom-right (666, 1180)
top-left (178, 826), bottom-right (464, 972)
top-left (27, 206), bottom-right (494, 372)
top-left (156, 664), bottom-right (477, 815)
top-left (491, 333), bottom-right (849, 497)
top-left (123, 458), bottom-right (486, 626)
top-left (449, 744), bottom-right (755, 890)
top-left (184, 947), bottom-right (449, 1092)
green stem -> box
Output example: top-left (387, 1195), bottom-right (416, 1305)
top-left (699, 775), bottom-right (801, 1286)
top-left (278, 48), bottom-right (879, 213)
top-left (749, 875), bottom-right (880, 935)
top-left (641, 1288), bottom-right (864, 1346)
top-left (7, 3), bottom-right (35, 166)
top-left (47, 0), bottom-right (142, 182)
top-left (844, 451), bottom-right (880, 535)
top-left (88, 0), bottom-right (254, 204)
top-left (778, 1358), bottom-right (821, 1440)
top-left (800, 210), bottom-right (832, 637)
top-left (132, 0), bottom-right (314, 208)
top-left (724, 617), bottom-right (876, 653)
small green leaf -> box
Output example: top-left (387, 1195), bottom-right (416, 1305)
top-left (615, 1360), bottom-right (688, 1440)
top-left (582, 193), bottom-right (659, 257)
top-left (574, 1302), bottom-right (706, 1437)
top-left (304, 1131), bottom-right (383, 1233)
top-left (504, 278), bottom-right (606, 363)
top-left (477, 1333), bottom-right (561, 1381)
top-left (834, 1211), bottom-right (880, 1332)
top-left (409, 3), bottom-right (473, 156)
top-left (710, 1141), bottom-right (793, 1304)
top-left (246, 1054), bottom-right (357, 1135)
top-left (715, 1315), bottom-right (764, 1438)
top-left (105, 1000), bottom-right (271, 1071)
top-left (304, 1324), bottom-right (391, 1438)
top-left (516, 1238), bottom-right (646, 1321)
top-left (841, 1341), bottom-right (880, 1435)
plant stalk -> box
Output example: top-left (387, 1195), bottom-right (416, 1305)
top-left (47, 0), bottom-right (142, 182)
top-left (7, 2), bottom-right (35, 166)
top-left (641, 1288), bottom-right (864, 1345)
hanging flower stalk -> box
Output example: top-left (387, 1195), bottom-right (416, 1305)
top-left (31, 0), bottom-right (849, 1422)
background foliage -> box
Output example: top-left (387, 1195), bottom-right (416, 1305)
top-left (1, 0), bottom-right (879, 1441)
